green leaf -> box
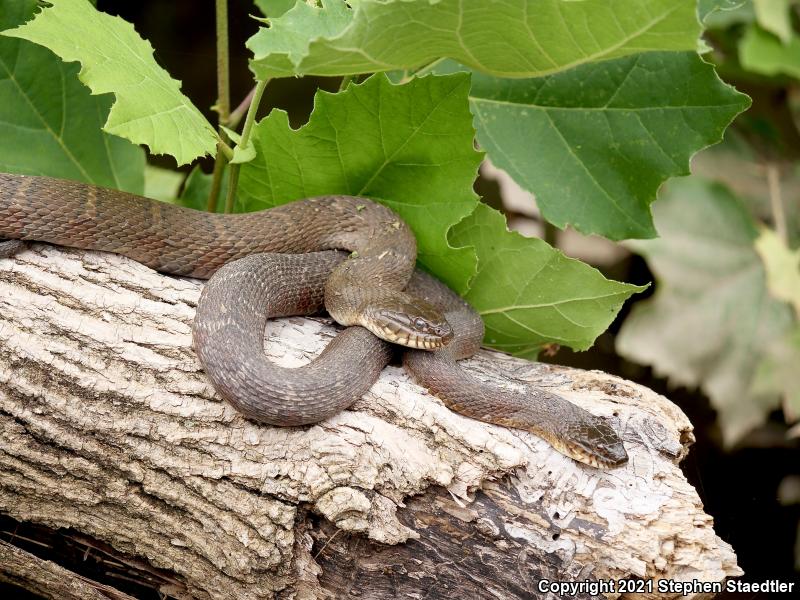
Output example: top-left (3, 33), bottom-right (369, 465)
top-left (237, 73), bottom-right (482, 293)
top-left (450, 204), bottom-right (644, 355)
top-left (248, 0), bottom-right (701, 80)
top-left (753, 0), bottom-right (793, 45)
top-left (178, 166), bottom-right (229, 213)
top-left (701, 0), bottom-right (754, 28)
top-left (231, 146), bottom-right (257, 164)
top-left (254, 0), bottom-right (299, 18)
top-left (143, 165), bottom-right (183, 203)
top-left (0, 0), bottom-right (144, 192)
top-left (698, 0), bottom-right (748, 22)
top-left (451, 52), bottom-right (750, 240)
top-left (691, 130), bottom-right (800, 247)
top-left (219, 125), bottom-right (257, 164)
top-left (754, 227), bottom-right (800, 317)
top-left (617, 178), bottom-right (795, 444)
top-left (740, 24), bottom-right (800, 79)
top-left (752, 325), bottom-right (800, 420)
top-left (250, 0), bottom-right (353, 74)
top-left (220, 125), bottom-right (242, 144)
top-left (231, 142), bottom-right (256, 165)
top-left (1, 0), bottom-right (218, 165)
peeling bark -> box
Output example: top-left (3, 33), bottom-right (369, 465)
top-left (0, 245), bottom-right (741, 599)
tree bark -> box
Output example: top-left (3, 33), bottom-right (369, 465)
top-left (0, 244), bottom-right (741, 599)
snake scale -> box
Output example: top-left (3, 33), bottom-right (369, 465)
top-left (0, 173), bottom-right (627, 468)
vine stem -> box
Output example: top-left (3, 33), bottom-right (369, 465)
top-left (339, 75), bottom-right (353, 91)
top-left (207, 0), bottom-right (231, 213)
top-left (227, 86), bottom-right (257, 130)
top-left (224, 79), bottom-right (269, 214)
top-left (214, 0), bottom-right (231, 124)
top-left (206, 152), bottom-right (227, 213)
top-left (766, 163), bottom-right (788, 244)
top-left (543, 221), bottom-right (559, 248)
top-left (411, 57), bottom-right (446, 79)
top-left (396, 57), bottom-right (446, 84)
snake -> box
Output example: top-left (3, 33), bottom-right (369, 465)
top-left (0, 173), bottom-right (628, 468)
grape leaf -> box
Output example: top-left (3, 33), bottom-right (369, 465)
top-left (1, 0), bottom-right (218, 166)
top-left (617, 178), bottom-right (795, 444)
top-left (450, 204), bottom-right (644, 356)
top-left (237, 73), bottom-right (482, 294)
top-left (753, 0), bottom-right (793, 45)
top-left (740, 24), bottom-right (800, 79)
top-left (755, 227), bottom-right (800, 317)
top-left (0, 0), bottom-right (144, 192)
top-left (248, 0), bottom-right (701, 80)
top-left (447, 52), bottom-right (750, 240)
top-left (251, 0), bottom-right (353, 71)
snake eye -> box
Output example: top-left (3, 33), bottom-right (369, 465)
top-left (413, 317), bottom-right (428, 330)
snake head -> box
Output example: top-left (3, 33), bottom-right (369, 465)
top-left (362, 296), bottom-right (453, 350)
top-left (551, 413), bottom-right (628, 469)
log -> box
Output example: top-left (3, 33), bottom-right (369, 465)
top-left (0, 538), bottom-right (138, 600)
top-left (0, 244), bottom-right (741, 599)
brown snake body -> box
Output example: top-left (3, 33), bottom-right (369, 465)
top-left (0, 173), bottom-right (627, 468)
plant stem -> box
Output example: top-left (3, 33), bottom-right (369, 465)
top-left (217, 140), bottom-right (234, 161)
top-left (766, 162), bottom-right (788, 244)
top-left (208, 0), bottom-right (231, 213)
top-left (240, 79), bottom-right (268, 145)
top-left (411, 57), bottom-right (445, 79)
top-left (224, 165), bottom-right (240, 214)
top-left (207, 150), bottom-right (227, 213)
top-left (227, 86), bottom-right (256, 130)
top-left (214, 0), bottom-right (230, 125)
top-left (339, 75), bottom-right (353, 91)
top-left (224, 79), bottom-right (269, 214)
top-left (543, 220), bottom-right (559, 248)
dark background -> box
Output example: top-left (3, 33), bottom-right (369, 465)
top-left (3, 1), bottom-right (798, 597)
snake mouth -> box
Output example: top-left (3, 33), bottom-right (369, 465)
top-left (570, 446), bottom-right (628, 469)
top-left (378, 325), bottom-right (451, 349)
top-left (544, 432), bottom-right (629, 469)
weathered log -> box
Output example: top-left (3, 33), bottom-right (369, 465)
top-left (0, 538), bottom-right (138, 600)
top-left (0, 244), bottom-right (741, 599)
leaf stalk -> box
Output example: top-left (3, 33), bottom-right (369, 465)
top-left (228, 86), bottom-right (257, 130)
top-left (214, 0), bottom-right (231, 125)
top-left (208, 0), bottom-right (231, 213)
top-left (543, 221), bottom-right (559, 248)
top-left (224, 79), bottom-right (269, 214)
top-left (411, 57), bottom-right (446, 79)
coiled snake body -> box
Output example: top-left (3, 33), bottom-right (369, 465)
top-left (0, 174), bottom-right (627, 468)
